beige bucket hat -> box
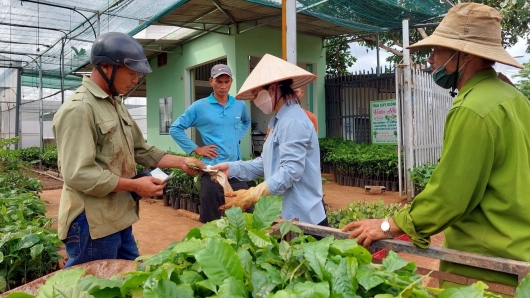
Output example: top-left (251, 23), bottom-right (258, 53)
top-left (236, 53), bottom-right (317, 100)
top-left (407, 3), bottom-right (523, 69)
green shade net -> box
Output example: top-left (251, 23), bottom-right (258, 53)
top-left (1, 0), bottom-right (190, 80)
top-left (21, 74), bottom-right (82, 90)
top-left (248, 0), bottom-right (452, 32)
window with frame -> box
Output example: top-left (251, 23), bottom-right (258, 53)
top-left (159, 97), bottom-right (172, 134)
top-left (157, 52), bottom-right (168, 68)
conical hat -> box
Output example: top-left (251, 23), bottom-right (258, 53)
top-left (236, 54), bottom-right (317, 100)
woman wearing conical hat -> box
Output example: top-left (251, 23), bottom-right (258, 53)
top-left (212, 54), bottom-right (327, 226)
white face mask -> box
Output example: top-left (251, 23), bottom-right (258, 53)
top-left (254, 89), bottom-right (273, 114)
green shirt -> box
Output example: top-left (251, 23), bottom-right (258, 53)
top-left (52, 77), bottom-right (166, 240)
top-left (393, 69), bottom-right (530, 286)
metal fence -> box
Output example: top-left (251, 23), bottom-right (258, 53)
top-left (323, 67), bottom-right (452, 198)
top-left (325, 70), bottom-right (396, 143)
top-left (411, 69), bottom-right (453, 165)
top-left (397, 67), bottom-right (454, 196)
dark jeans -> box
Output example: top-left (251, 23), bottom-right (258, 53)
top-left (199, 173), bottom-right (249, 223)
top-left (318, 199), bottom-right (329, 227)
top-left (63, 212), bottom-right (139, 268)
top-left (312, 201), bottom-right (329, 240)
top-left (317, 216), bottom-right (329, 227)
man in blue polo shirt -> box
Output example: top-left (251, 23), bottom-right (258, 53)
top-left (170, 64), bottom-right (251, 222)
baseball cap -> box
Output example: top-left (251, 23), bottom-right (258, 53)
top-left (211, 64), bottom-right (232, 78)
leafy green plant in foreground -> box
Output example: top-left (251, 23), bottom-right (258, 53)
top-left (0, 190), bottom-right (62, 293)
top-left (6, 196), bottom-right (529, 297)
top-left (0, 138), bottom-right (62, 293)
top-left (0, 188), bottom-right (55, 286)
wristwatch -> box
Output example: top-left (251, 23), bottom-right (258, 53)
top-left (381, 218), bottom-right (394, 239)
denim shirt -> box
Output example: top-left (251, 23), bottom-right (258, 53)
top-left (229, 103), bottom-right (325, 224)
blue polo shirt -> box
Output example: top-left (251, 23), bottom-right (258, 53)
top-left (169, 93), bottom-right (251, 165)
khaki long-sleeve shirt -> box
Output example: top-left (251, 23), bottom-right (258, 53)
top-left (52, 77), bottom-right (166, 240)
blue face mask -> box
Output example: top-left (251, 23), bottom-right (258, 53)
top-left (432, 52), bottom-right (458, 89)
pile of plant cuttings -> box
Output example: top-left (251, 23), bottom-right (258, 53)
top-left (7, 195), bottom-right (530, 297)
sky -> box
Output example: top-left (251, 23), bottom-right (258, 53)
top-left (347, 39), bottom-right (530, 83)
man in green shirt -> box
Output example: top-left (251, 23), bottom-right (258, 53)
top-left (53, 32), bottom-right (204, 268)
top-left (342, 3), bottom-right (528, 287)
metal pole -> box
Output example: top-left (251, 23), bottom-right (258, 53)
top-left (282, 0), bottom-right (287, 60)
top-left (402, 19), bottom-right (415, 199)
top-left (396, 68), bottom-right (403, 196)
top-left (285, 0), bottom-right (297, 63)
top-left (15, 68), bottom-right (22, 149)
top-left (39, 56), bottom-right (44, 169)
top-left (376, 34), bottom-right (380, 77)
top-left (61, 38), bottom-right (65, 104)
top-left (97, 12), bottom-right (100, 36)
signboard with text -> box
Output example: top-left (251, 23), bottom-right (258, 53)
top-left (370, 99), bottom-right (398, 145)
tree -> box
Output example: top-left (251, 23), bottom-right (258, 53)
top-left (357, 29), bottom-right (434, 66)
top-left (325, 36), bottom-right (357, 76)
top-left (328, 0), bottom-right (529, 67)
top-left (514, 62), bottom-right (530, 99)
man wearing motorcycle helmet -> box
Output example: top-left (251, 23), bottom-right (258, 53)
top-left (53, 32), bottom-right (204, 268)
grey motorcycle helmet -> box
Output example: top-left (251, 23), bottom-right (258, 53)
top-left (90, 32), bottom-right (151, 95)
